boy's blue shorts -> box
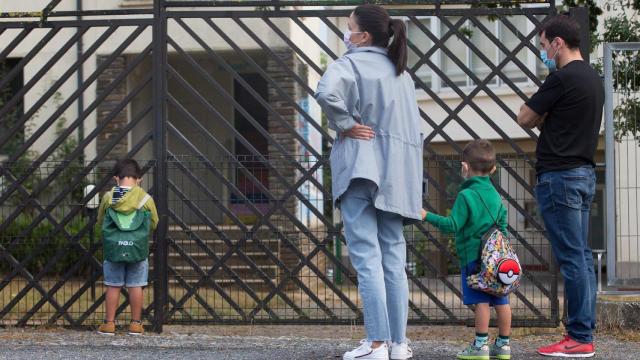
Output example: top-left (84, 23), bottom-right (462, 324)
top-left (103, 259), bottom-right (148, 288)
top-left (461, 260), bottom-right (510, 306)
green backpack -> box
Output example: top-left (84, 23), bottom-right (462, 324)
top-left (102, 194), bottom-right (151, 263)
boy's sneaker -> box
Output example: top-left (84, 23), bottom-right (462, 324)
top-left (128, 321), bottom-right (144, 336)
top-left (457, 343), bottom-right (490, 360)
top-left (97, 321), bottom-right (115, 336)
top-left (343, 340), bottom-right (389, 360)
top-left (390, 341), bottom-right (412, 359)
top-left (537, 335), bottom-right (595, 358)
top-left (490, 344), bottom-right (511, 359)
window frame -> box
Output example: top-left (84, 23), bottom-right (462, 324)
top-left (405, 15), bottom-right (542, 94)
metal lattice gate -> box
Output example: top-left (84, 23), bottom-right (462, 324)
top-left (0, 1), bottom-right (569, 330)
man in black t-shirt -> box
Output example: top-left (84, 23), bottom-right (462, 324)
top-left (517, 15), bottom-right (603, 358)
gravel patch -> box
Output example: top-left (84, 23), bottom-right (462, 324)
top-left (0, 326), bottom-right (638, 359)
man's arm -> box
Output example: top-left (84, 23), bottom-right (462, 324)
top-left (517, 104), bottom-right (546, 129)
top-left (519, 74), bottom-right (562, 130)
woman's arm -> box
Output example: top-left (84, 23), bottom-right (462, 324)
top-left (314, 59), bottom-right (361, 133)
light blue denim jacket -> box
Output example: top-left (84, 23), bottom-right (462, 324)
top-left (315, 46), bottom-right (424, 223)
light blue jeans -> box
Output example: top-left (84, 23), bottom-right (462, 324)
top-left (340, 179), bottom-right (408, 343)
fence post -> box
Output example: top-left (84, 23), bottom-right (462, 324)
top-left (569, 6), bottom-right (590, 63)
top-left (152, 0), bottom-right (168, 333)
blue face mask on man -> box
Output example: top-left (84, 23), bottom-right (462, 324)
top-left (540, 38), bottom-right (559, 72)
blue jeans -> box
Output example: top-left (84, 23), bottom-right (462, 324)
top-left (535, 166), bottom-right (597, 343)
top-left (103, 259), bottom-right (149, 288)
top-left (340, 179), bottom-right (408, 343)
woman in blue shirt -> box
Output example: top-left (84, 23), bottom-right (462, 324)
top-left (315, 5), bottom-right (423, 360)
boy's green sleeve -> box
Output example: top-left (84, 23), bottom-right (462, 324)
top-left (145, 196), bottom-right (159, 231)
top-left (424, 193), bottom-right (470, 234)
top-left (499, 202), bottom-right (508, 232)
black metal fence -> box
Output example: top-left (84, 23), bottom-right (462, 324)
top-left (0, 0), bottom-right (571, 331)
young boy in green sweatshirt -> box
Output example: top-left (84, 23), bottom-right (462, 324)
top-left (422, 139), bottom-right (512, 360)
top-left (96, 159), bottom-right (158, 336)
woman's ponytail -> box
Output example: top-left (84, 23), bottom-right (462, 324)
top-left (387, 19), bottom-right (407, 76)
top-left (353, 5), bottom-right (408, 76)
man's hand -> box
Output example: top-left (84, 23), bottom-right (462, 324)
top-left (421, 209), bottom-right (427, 221)
top-left (536, 113), bottom-right (548, 131)
top-left (342, 123), bottom-right (375, 140)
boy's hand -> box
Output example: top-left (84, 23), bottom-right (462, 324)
top-left (421, 209), bottom-right (427, 221)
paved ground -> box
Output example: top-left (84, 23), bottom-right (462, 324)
top-left (0, 325), bottom-right (639, 359)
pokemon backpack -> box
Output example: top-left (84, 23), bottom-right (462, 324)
top-left (466, 190), bottom-right (522, 297)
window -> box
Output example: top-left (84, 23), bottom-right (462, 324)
top-left (406, 17), bottom-right (435, 88)
top-left (498, 18), bottom-right (531, 83)
top-left (406, 15), bottom-right (542, 92)
top-left (441, 16), bottom-right (469, 88)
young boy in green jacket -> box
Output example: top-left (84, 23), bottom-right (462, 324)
top-left (422, 139), bottom-right (512, 360)
top-left (96, 159), bottom-right (158, 336)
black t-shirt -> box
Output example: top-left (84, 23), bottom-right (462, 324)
top-left (526, 60), bottom-right (604, 174)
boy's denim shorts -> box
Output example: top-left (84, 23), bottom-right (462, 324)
top-left (461, 260), bottom-right (509, 306)
top-left (103, 259), bottom-right (149, 288)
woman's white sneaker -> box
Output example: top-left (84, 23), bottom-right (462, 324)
top-left (343, 339), bottom-right (390, 360)
top-left (390, 342), bottom-right (413, 359)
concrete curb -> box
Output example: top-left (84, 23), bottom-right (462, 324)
top-left (598, 300), bottom-right (640, 330)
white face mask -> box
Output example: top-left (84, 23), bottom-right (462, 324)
top-left (343, 28), bottom-right (362, 50)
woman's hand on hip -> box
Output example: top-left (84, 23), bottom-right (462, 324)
top-left (342, 123), bottom-right (375, 140)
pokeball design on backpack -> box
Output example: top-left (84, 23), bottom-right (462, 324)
top-left (497, 258), bottom-right (521, 285)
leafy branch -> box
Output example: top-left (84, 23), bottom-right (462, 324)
top-left (597, 0), bottom-right (640, 142)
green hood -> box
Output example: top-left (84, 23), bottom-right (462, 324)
top-left (107, 186), bottom-right (148, 213)
top-left (97, 186), bottom-right (159, 231)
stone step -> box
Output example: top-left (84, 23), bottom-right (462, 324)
top-left (167, 238), bottom-right (279, 254)
top-left (167, 225), bottom-right (300, 242)
top-left (166, 253), bottom-right (275, 268)
top-left (164, 265), bottom-right (279, 280)
top-left (167, 277), bottom-right (266, 285)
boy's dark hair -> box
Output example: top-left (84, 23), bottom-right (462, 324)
top-left (113, 159), bottom-right (142, 179)
top-left (462, 139), bottom-right (496, 174)
top-left (539, 15), bottom-right (581, 49)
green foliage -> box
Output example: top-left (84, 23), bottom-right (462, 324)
top-left (320, 53), bottom-right (334, 222)
top-left (0, 214), bottom-right (101, 276)
top-left (598, 0), bottom-right (640, 143)
top-left (3, 88), bottom-right (89, 210)
top-left (472, 1), bottom-right (603, 51)
top-left (613, 96), bottom-right (640, 142)
top-left (1, 85), bottom-right (94, 276)
top-left (407, 227), bottom-right (428, 277)
top-left (561, 0), bottom-right (603, 51)
top-left (447, 235), bottom-right (461, 275)
top-left (46, 91), bottom-right (88, 205)
top-left (3, 150), bottom-right (42, 211)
